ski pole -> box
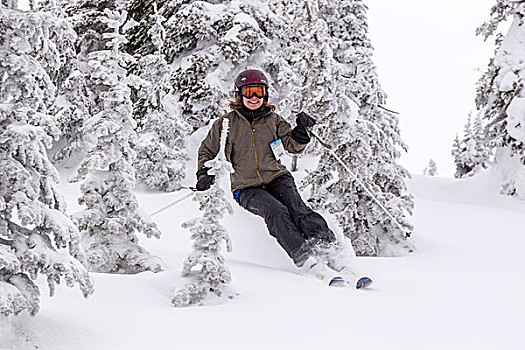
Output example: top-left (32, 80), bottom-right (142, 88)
top-left (308, 129), bottom-right (411, 238)
top-left (149, 187), bottom-right (196, 217)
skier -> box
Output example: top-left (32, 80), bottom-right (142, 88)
top-left (196, 69), bottom-right (371, 288)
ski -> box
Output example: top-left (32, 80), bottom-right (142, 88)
top-left (328, 276), bottom-right (346, 287)
top-left (301, 256), bottom-right (373, 289)
top-left (355, 277), bottom-right (373, 289)
top-left (328, 275), bottom-right (373, 289)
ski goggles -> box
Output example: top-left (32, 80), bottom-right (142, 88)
top-left (240, 84), bottom-right (267, 99)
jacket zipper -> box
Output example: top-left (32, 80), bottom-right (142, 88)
top-left (251, 123), bottom-right (264, 186)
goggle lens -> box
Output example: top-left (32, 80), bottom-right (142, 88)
top-left (241, 85), bottom-right (266, 99)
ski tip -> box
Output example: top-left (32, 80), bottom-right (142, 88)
top-left (329, 276), bottom-right (346, 287)
top-left (356, 277), bottom-right (373, 289)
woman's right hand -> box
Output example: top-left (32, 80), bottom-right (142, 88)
top-left (196, 168), bottom-right (215, 191)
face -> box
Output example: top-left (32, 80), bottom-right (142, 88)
top-left (240, 84), bottom-right (266, 110)
top-left (242, 95), bottom-right (264, 110)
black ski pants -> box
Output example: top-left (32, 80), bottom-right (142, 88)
top-left (236, 173), bottom-right (336, 266)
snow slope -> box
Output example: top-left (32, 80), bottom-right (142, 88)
top-left (2, 168), bottom-right (524, 350)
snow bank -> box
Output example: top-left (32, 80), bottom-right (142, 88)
top-left (1, 168), bottom-right (518, 349)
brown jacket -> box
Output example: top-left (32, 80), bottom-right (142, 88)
top-left (198, 108), bottom-right (307, 192)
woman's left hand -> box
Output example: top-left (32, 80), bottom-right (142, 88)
top-left (296, 112), bottom-right (316, 128)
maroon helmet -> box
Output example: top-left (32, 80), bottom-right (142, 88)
top-left (234, 69), bottom-right (269, 89)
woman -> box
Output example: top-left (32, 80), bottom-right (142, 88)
top-left (195, 69), bottom-right (364, 285)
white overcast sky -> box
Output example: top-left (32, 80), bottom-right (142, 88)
top-left (367, 0), bottom-right (502, 176)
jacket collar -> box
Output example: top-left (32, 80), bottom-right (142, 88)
top-left (235, 105), bottom-right (273, 123)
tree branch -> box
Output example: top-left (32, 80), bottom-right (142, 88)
top-left (379, 105), bottom-right (400, 114)
top-left (0, 237), bottom-right (13, 246)
top-left (7, 221), bottom-right (33, 237)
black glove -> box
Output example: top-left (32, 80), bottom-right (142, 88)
top-left (291, 112), bottom-right (315, 144)
top-left (291, 125), bottom-right (311, 144)
top-left (296, 112), bottom-right (316, 128)
top-left (196, 168), bottom-right (215, 191)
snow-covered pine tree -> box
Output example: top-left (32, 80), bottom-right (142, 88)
top-left (265, 0), bottom-right (335, 174)
top-left (64, 1), bottom-right (133, 119)
top-left (131, 2), bottom-right (190, 191)
top-left (476, 0), bottom-right (516, 42)
top-left (166, 1), bottom-right (259, 131)
top-left (476, 0), bottom-right (525, 196)
top-left (125, 0), bottom-right (325, 134)
top-left (72, 9), bottom-right (163, 273)
top-left (453, 114), bottom-right (491, 178)
top-left (66, 0), bottom-right (122, 58)
top-left (472, 113), bottom-right (492, 168)
top-left (451, 133), bottom-right (463, 175)
top-left (172, 118), bottom-right (233, 307)
top-left (455, 115), bottom-right (476, 178)
top-left (0, 7), bottom-right (93, 316)
top-left (31, 0), bottom-right (95, 167)
top-left (423, 159), bottom-right (438, 176)
top-left (304, 0), bottom-right (414, 256)
top-left (126, 1), bottom-right (278, 132)
top-left (265, 0), bottom-right (331, 111)
top-left (53, 0), bottom-right (125, 167)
